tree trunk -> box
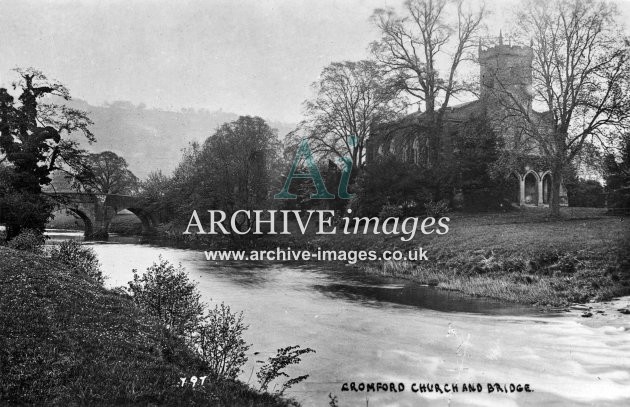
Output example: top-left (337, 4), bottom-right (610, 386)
top-left (550, 163), bottom-right (562, 217)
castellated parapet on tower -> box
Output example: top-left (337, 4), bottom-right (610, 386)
top-left (479, 40), bottom-right (534, 112)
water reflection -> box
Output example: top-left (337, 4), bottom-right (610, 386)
top-left (198, 263), bottom-right (273, 287)
top-left (312, 282), bottom-right (533, 315)
top-left (45, 229), bottom-right (85, 240)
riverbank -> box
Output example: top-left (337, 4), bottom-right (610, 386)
top-left (81, 237), bottom-right (630, 407)
top-left (172, 207), bottom-right (628, 307)
top-left (0, 246), bottom-right (297, 406)
top-left (306, 207), bottom-right (629, 307)
top-left (48, 207), bottom-right (630, 307)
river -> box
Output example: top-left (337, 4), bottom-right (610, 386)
top-left (46, 230), bottom-right (630, 406)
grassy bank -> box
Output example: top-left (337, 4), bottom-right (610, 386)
top-left (215, 207), bottom-right (628, 307)
top-left (146, 208), bottom-right (630, 306)
top-left (0, 246), bottom-right (296, 406)
top-left (342, 208), bottom-right (629, 307)
top-left (54, 206), bottom-right (629, 307)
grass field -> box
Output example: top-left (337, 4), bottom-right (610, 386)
top-left (354, 207), bottom-right (630, 307)
top-left (0, 247), bottom-right (297, 406)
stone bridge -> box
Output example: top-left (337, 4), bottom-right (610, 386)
top-left (46, 192), bottom-right (158, 239)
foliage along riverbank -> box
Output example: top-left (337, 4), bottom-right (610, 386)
top-left (0, 246), bottom-right (298, 406)
top-left (152, 207), bottom-right (630, 308)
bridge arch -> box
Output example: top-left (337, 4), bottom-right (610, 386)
top-left (47, 192), bottom-right (158, 239)
top-left (119, 207), bottom-right (158, 235)
top-left (65, 207), bottom-right (94, 238)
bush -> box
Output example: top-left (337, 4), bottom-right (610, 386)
top-left (129, 258), bottom-right (315, 387)
top-left (567, 179), bottom-right (605, 207)
top-left (128, 257), bottom-right (204, 336)
top-left (191, 303), bottom-right (250, 379)
top-left (0, 167), bottom-right (56, 240)
top-left (378, 203), bottom-right (403, 219)
top-left (49, 240), bottom-right (104, 285)
top-left (7, 229), bottom-right (45, 253)
top-left (455, 116), bottom-right (515, 211)
top-left (257, 345), bottom-right (316, 395)
top-left (350, 157), bottom-right (432, 217)
top-left (550, 253), bottom-right (580, 274)
top-left (424, 199), bottom-right (450, 217)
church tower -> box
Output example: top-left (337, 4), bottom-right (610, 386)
top-left (479, 34), bottom-right (534, 113)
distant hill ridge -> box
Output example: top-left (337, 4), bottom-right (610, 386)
top-left (63, 99), bottom-right (295, 179)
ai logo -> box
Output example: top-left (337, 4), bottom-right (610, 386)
top-left (274, 136), bottom-right (356, 200)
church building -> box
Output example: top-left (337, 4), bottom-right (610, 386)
top-left (366, 36), bottom-right (568, 207)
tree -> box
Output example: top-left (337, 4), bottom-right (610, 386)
top-left (156, 117), bottom-right (282, 232)
top-left (137, 170), bottom-right (171, 216)
top-left (0, 68), bottom-right (94, 236)
top-left (603, 132), bottom-right (630, 213)
top-left (162, 142), bottom-right (203, 223)
top-left (498, 0), bottom-right (630, 216)
top-left (350, 156), bottom-right (432, 217)
top-left (455, 118), bottom-right (513, 211)
top-left (0, 165), bottom-right (55, 237)
top-left (567, 178), bottom-right (605, 207)
top-left (371, 0), bottom-right (485, 163)
top-left (0, 68), bottom-right (94, 185)
top-left (199, 117), bottom-right (282, 225)
top-left (301, 60), bottom-right (407, 173)
top-left (76, 151), bottom-right (139, 194)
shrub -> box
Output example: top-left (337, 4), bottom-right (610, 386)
top-left (378, 203), bottom-right (403, 219)
top-left (567, 179), bottom-right (605, 207)
top-left (528, 249), bottom-right (560, 273)
top-left (7, 229), bottom-right (45, 253)
top-left (350, 157), bottom-right (432, 217)
top-left (49, 240), bottom-right (104, 285)
top-left (129, 258), bottom-right (315, 387)
top-left (257, 345), bottom-right (316, 395)
top-left (456, 116), bottom-right (515, 211)
top-left (191, 303), bottom-right (250, 379)
top-left (501, 256), bottom-right (527, 273)
top-left (0, 166), bottom-right (56, 239)
top-left (128, 257), bottom-right (204, 336)
top-left (424, 199), bottom-right (450, 217)
top-left (551, 253), bottom-right (580, 274)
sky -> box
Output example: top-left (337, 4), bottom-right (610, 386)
top-left (0, 0), bottom-right (629, 123)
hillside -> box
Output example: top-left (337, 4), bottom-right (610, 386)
top-left (0, 246), bottom-right (297, 406)
top-left (65, 99), bottom-right (295, 179)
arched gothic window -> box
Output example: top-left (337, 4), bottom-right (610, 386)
top-left (412, 139), bottom-right (420, 164)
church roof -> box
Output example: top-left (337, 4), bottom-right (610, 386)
top-left (377, 99), bottom-right (484, 131)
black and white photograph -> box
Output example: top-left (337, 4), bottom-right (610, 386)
top-left (0, 0), bottom-right (629, 405)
